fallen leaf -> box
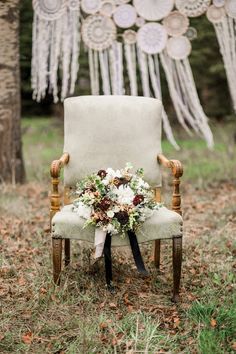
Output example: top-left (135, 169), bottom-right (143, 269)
top-left (22, 331), bottom-right (33, 344)
top-left (109, 302), bottom-right (117, 309)
top-left (210, 319), bottom-right (217, 327)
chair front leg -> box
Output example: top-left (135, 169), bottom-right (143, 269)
top-left (172, 236), bottom-right (182, 302)
top-left (154, 240), bottom-right (161, 269)
top-left (52, 238), bottom-right (62, 285)
top-left (64, 239), bottom-right (70, 266)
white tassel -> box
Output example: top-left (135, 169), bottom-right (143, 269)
top-left (148, 54), bottom-right (180, 150)
top-left (137, 47), bottom-right (150, 97)
top-left (69, 8), bottom-right (81, 94)
top-left (99, 50), bottom-right (111, 95)
top-left (124, 43), bottom-right (138, 95)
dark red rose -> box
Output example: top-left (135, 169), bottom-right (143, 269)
top-left (98, 197), bottom-right (111, 211)
top-left (97, 170), bottom-right (107, 179)
top-left (133, 194), bottom-right (144, 206)
top-left (115, 211), bottom-right (129, 225)
top-left (113, 177), bottom-right (130, 187)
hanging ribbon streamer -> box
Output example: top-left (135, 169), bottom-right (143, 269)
top-left (124, 43), bottom-right (138, 96)
top-left (31, 0), bottom-right (81, 102)
top-left (160, 51), bottom-right (214, 148)
top-left (207, 5), bottom-right (236, 112)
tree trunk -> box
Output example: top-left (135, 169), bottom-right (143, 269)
top-left (0, 0), bottom-right (25, 183)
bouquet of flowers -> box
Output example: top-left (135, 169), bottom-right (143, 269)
top-left (72, 163), bottom-right (161, 237)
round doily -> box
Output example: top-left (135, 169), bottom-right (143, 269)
top-left (100, 0), bottom-right (115, 16)
top-left (81, 0), bottom-right (101, 14)
top-left (33, 0), bottom-right (67, 20)
top-left (133, 0), bottom-right (174, 21)
top-left (207, 5), bottom-right (225, 23)
top-left (68, 0), bottom-right (80, 11)
top-left (113, 4), bottom-right (137, 28)
top-left (166, 36), bottom-right (191, 60)
top-left (184, 27), bottom-right (197, 40)
top-left (213, 0), bottom-right (225, 7)
top-left (225, 0), bottom-right (236, 18)
top-left (176, 0), bottom-right (211, 17)
top-left (82, 14), bottom-right (116, 50)
top-left (123, 29), bottom-right (137, 44)
top-left (137, 23), bottom-right (168, 54)
top-left (163, 11), bottom-right (189, 37)
top-left (135, 16), bottom-right (145, 27)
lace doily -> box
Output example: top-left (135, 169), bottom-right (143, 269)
top-left (225, 0), bottom-right (236, 18)
top-left (185, 27), bottom-right (197, 40)
top-left (100, 0), bottom-right (115, 16)
top-left (68, 0), bottom-right (80, 11)
top-left (166, 36), bottom-right (191, 60)
top-left (33, 0), bottom-right (67, 20)
top-left (113, 4), bottom-right (137, 28)
top-left (82, 14), bottom-right (116, 50)
top-left (133, 0), bottom-right (174, 21)
top-left (163, 11), bottom-right (189, 37)
top-left (213, 0), bottom-right (225, 7)
top-left (81, 0), bottom-right (101, 14)
top-left (207, 5), bottom-right (225, 23)
top-left (137, 23), bottom-right (168, 54)
top-left (123, 29), bottom-right (137, 44)
top-left (176, 0), bottom-right (211, 17)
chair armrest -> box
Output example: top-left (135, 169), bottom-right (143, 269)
top-left (50, 153), bottom-right (70, 223)
top-left (157, 154), bottom-right (183, 215)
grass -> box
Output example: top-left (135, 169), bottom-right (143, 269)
top-left (0, 118), bottom-right (235, 353)
top-left (22, 117), bottom-right (236, 185)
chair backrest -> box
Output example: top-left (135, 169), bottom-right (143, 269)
top-left (63, 95), bottom-right (163, 187)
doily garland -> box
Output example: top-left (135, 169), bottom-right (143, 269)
top-left (31, 0), bottom-right (218, 149)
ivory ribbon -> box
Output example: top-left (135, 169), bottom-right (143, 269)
top-left (94, 228), bottom-right (107, 259)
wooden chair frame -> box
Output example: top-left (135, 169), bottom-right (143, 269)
top-left (50, 152), bottom-right (183, 302)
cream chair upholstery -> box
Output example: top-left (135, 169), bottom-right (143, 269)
top-left (50, 95), bottom-right (183, 302)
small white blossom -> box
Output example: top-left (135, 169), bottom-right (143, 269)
top-left (107, 210), bottom-right (115, 218)
top-left (115, 185), bottom-right (134, 205)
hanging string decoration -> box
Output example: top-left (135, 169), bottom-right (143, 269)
top-left (207, 2), bottom-right (236, 112)
top-left (31, 0), bottom-right (215, 149)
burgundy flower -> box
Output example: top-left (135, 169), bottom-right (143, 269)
top-left (97, 197), bottom-right (111, 211)
top-left (115, 211), bottom-right (129, 225)
top-left (133, 194), bottom-right (144, 206)
top-left (113, 177), bottom-right (130, 187)
top-left (97, 170), bottom-right (107, 179)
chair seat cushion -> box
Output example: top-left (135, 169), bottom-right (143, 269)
top-left (51, 205), bottom-right (183, 246)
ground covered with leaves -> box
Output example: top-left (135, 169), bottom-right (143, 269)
top-left (0, 180), bottom-right (235, 353)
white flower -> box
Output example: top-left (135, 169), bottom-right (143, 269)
top-left (113, 205), bottom-right (120, 213)
top-left (107, 210), bottom-right (114, 218)
top-left (74, 202), bottom-right (92, 219)
top-left (106, 223), bottom-right (118, 234)
top-left (115, 185), bottom-right (135, 205)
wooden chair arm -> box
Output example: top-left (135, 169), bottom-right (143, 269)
top-left (50, 153), bottom-right (70, 224)
top-left (157, 154), bottom-right (183, 215)
top-left (50, 152), bottom-right (70, 178)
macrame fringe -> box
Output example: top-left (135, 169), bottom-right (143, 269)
top-left (160, 51), bottom-right (214, 148)
top-left (31, 5), bottom-right (81, 102)
top-left (213, 16), bottom-right (236, 112)
top-left (124, 43), bottom-right (138, 96)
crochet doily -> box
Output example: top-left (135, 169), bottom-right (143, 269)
top-left (213, 0), bottom-right (225, 7)
top-left (100, 0), bottom-right (115, 16)
top-left (207, 5), bottom-right (225, 23)
top-left (185, 27), bottom-right (197, 40)
top-left (33, 0), bottom-right (67, 20)
top-left (176, 0), bottom-right (211, 17)
top-left (166, 36), bottom-right (191, 60)
top-left (81, 0), bottom-right (101, 14)
top-left (133, 0), bottom-right (174, 21)
top-left (225, 0), bottom-right (236, 18)
top-left (68, 0), bottom-right (80, 11)
top-left (123, 29), bottom-right (137, 44)
top-left (137, 23), bottom-right (168, 54)
top-left (163, 11), bottom-right (189, 37)
top-left (82, 14), bottom-right (116, 50)
top-left (113, 4), bottom-right (137, 28)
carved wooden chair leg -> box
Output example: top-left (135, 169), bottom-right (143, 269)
top-left (154, 240), bottom-right (161, 269)
top-left (52, 238), bottom-right (62, 285)
top-left (64, 239), bottom-right (70, 267)
top-left (172, 236), bottom-right (182, 302)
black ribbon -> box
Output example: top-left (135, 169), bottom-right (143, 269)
top-left (103, 230), bottom-right (148, 291)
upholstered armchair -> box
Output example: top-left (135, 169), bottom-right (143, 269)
top-left (50, 96), bottom-right (183, 302)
